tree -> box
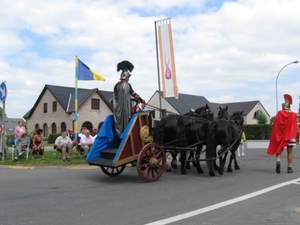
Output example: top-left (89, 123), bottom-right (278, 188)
top-left (270, 116), bottom-right (275, 124)
top-left (0, 106), bottom-right (4, 119)
top-left (256, 113), bottom-right (268, 124)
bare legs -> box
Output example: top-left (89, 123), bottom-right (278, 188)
top-left (275, 146), bottom-right (293, 174)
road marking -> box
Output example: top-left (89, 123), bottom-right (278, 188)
top-left (145, 178), bottom-right (300, 225)
top-left (7, 166), bottom-right (34, 169)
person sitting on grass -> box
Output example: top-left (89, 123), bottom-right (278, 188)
top-left (14, 131), bottom-right (31, 161)
top-left (54, 131), bottom-right (73, 161)
top-left (32, 128), bottom-right (45, 159)
top-left (80, 129), bottom-right (94, 157)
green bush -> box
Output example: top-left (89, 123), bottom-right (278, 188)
top-left (48, 133), bottom-right (61, 144)
top-left (256, 113), bottom-right (268, 124)
top-left (243, 124), bottom-right (272, 140)
top-left (6, 134), bottom-right (14, 147)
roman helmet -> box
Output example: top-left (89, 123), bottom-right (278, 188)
top-left (282, 94), bottom-right (292, 110)
top-left (117, 61), bottom-right (134, 80)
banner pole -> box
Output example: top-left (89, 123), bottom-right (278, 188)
top-left (154, 20), bottom-right (163, 119)
top-left (74, 56), bottom-right (79, 140)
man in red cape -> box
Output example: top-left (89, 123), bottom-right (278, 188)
top-left (267, 94), bottom-right (298, 174)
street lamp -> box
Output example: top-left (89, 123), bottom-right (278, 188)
top-left (275, 60), bottom-right (299, 112)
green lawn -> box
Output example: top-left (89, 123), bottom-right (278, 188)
top-left (0, 151), bottom-right (88, 166)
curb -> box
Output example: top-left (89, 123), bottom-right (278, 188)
top-left (4, 165), bottom-right (99, 170)
top-left (7, 166), bottom-right (35, 169)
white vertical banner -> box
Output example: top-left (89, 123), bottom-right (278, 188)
top-left (157, 18), bottom-right (178, 98)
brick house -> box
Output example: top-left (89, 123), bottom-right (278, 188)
top-left (24, 84), bottom-right (113, 136)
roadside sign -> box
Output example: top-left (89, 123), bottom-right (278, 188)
top-left (0, 125), bottom-right (3, 134)
top-left (0, 82), bottom-right (7, 101)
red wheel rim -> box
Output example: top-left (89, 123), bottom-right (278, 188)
top-left (137, 143), bottom-right (166, 182)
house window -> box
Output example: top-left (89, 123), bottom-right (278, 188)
top-left (60, 122), bottom-right (66, 133)
top-left (91, 98), bottom-right (100, 110)
top-left (35, 124), bottom-right (39, 132)
top-left (253, 110), bottom-right (262, 119)
top-left (82, 121), bottom-right (93, 132)
top-left (53, 101), bottom-right (57, 112)
top-left (51, 123), bottom-right (57, 134)
top-left (161, 109), bottom-right (167, 118)
top-left (43, 123), bottom-right (48, 137)
top-left (43, 103), bottom-right (47, 113)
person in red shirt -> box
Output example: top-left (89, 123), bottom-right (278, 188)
top-left (267, 94), bottom-right (299, 173)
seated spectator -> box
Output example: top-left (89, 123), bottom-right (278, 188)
top-left (67, 129), bottom-right (77, 148)
top-left (32, 129), bottom-right (45, 159)
top-left (91, 127), bottom-right (98, 137)
top-left (78, 127), bottom-right (86, 138)
top-left (14, 131), bottom-right (31, 161)
top-left (80, 129), bottom-right (94, 156)
top-left (54, 131), bottom-right (73, 161)
top-left (14, 120), bottom-right (26, 144)
top-left (76, 127), bottom-right (86, 154)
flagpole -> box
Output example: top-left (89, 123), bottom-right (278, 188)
top-left (154, 20), bottom-right (163, 119)
top-left (74, 56), bottom-right (79, 139)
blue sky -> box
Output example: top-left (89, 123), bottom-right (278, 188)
top-left (0, 0), bottom-right (300, 121)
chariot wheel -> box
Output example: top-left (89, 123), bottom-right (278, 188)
top-left (100, 165), bottom-right (126, 177)
top-left (137, 143), bottom-right (166, 182)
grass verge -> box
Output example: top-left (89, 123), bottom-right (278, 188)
top-left (0, 151), bottom-right (88, 167)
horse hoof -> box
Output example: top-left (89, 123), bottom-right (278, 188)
top-left (192, 162), bottom-right (197, 167)
top-left (218, 170), bottom-right (223, 175)
top-left (165, 165), bottom-right (171, 172)
top-left (181, 170), bottom-right (187, 175)
top-left (227, 168), bottom-right (233, 172)
top-left (209, 171), bottom-right (215, 176)
top-left (197, 169), bottom-right (204, 174)
top-left (235, 165), bottom-right (240, 170)
top-left (171, 164), bottom-right (177, 169)
top-left (186, 164), bottom-right (191, 169)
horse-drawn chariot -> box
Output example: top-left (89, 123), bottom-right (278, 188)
top-left (86, 110), bottom-right (167, 182)
top-left (87, 105), bottom-right (244, 182)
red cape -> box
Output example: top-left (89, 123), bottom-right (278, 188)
top-left (267, 110), bottom-right (298, 155)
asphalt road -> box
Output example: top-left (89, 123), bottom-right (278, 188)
top-left (0, 147), bottom-right (300, 225)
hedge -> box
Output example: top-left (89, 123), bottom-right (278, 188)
top-left (243, 124), bottom-right (272, 140)
top-left (47, 133), bottom-right (61, 144)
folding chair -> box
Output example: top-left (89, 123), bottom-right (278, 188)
top-left (54, 145), bottom-right (62, 160)
top-left (12, 141), bottom-right (32, 161)
top-left (76, 145), bottom-right (85, 159)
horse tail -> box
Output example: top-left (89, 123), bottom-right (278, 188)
top-left (153, 118), bottom-right (167, 145)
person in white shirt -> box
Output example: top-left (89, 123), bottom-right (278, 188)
top-left (80, 129), bottom-right (94, 156)
top-left (55, 131), bottom-right (72, 161)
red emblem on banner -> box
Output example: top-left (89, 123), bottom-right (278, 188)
top-left (164, 55), bottom-right (172, 80)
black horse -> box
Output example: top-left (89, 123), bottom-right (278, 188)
top-left (205, 106), bottom-right (244, 176)
top-left (183, 104), bottom-right (214, 169)
top-left (153, 104), bottom-right (213, 174)
top-left (226, 110), bottom-right (244, 172)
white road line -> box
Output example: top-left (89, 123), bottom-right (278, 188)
top-left (145, 178), bottom-right (300, 225)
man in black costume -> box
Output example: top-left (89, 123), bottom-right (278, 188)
top-left (113, 61), bottom-right (145, 137)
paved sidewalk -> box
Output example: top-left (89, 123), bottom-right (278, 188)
top-left (246, 140), bottom-right (269, 149)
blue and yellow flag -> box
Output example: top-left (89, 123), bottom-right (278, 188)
top-left (77, 58), bottom-right (105, 81)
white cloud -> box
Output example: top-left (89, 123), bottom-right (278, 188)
top-left (0, 0), bottom-right (300, 120)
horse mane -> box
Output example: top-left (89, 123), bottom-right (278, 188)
top-left (217, 106), bottom-right (229, 119)
top-left (230, 111), bottom-right (244, 128)
top-left (191, 104), bottom-right (214, 120)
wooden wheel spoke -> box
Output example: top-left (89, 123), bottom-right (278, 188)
top-left (100, 165), bottom-right (125, 177)
top-left (137, 143), bottom-right (166, 182)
